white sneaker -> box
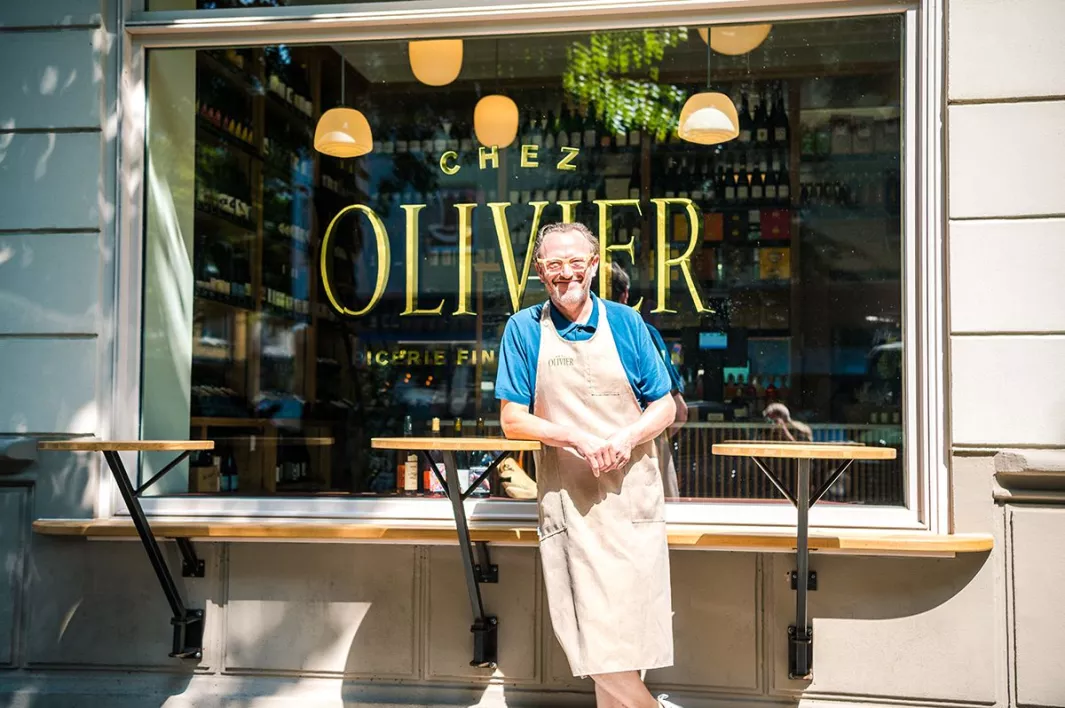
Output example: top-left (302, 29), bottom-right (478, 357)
top-left (657, 694), bottom-right (683, 708)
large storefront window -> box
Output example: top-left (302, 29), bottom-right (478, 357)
top-left (140, 16), bottom-right (906, 505)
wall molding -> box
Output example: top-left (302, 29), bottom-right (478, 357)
top-left (993, 449), bottom-right (1065, 503)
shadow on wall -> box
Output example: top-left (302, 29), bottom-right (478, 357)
top-left (794, 550), bottom-right (989, 623)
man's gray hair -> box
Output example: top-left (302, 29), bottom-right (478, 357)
top-left (532, 221), bottom-right (599, 260)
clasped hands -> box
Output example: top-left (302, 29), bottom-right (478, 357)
top-left (567, 429), bottom-right (635, 477)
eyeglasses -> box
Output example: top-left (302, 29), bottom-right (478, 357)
top-left (537, 255), bottom-right (595, 275)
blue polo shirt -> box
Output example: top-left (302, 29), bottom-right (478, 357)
top-left (495, 292), bottom-right (672, 411)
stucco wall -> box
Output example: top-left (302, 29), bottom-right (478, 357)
top-left (2, 0), bottom-right (1061, 706)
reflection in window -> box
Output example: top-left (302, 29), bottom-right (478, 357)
top-left (142, 16), bottom-right (906, 505)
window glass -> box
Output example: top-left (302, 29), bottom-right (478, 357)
top-left (141, 17), bottom-right (906, 505)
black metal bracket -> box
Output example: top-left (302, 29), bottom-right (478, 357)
top-left (426, 448), bottom-right (511, 668)
top-left (752, 456), bottom-right (856, 681)
top-left (790, 570), bottom-right (817, 591)
top-left (787, 624), bottom-right (813, 680)
top-left (176, 537), bottom-right (205, 578)
top-left (171, 609), bottom-right (206, 660)
top-left (102, 450), bottom-right (206, 661)
top-left (474, 541), bottom-right (499, 584)
top-left (471, 616), bottom-right (499, 669)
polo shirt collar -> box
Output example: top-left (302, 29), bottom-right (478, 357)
top-left (550, 292), bottom-right (600, 337)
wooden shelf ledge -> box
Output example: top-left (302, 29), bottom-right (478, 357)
top-left (32, 518), bottom-right (993, 557)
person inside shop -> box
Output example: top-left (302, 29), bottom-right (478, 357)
top-left (495, 221), bottom-right (683, 708)
top-left (605, 260), bottom-right (688, 500)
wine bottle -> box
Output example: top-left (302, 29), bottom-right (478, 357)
top-left (736, 158), bottom-right (750, 204)
top-left (583, 103), bottom-right (597, 148)
top-left (754, 90), bottom-right (770, 146)
top-left (750, 162), bottom-right (764, 204)
top-left (543, 110), bottom-right (557, 149)
top-left (772, 85), bottom-right (789, 148)
top-left (567, 105), bottom-right (582, 148)
top-left (724, 162), bottom-right (737, 204)
top-left (557, 106), bottom-right (571, 147)
top-left (777, 164), bottom-right (791, 205)
top-left (738, 92), bottom-right (753, 145)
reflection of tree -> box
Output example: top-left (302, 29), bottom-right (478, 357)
top-left (562, 29), bottom-right (690, 141)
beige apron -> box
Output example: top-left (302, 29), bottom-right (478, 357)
top-left (533, 301), bottom-right (674, 677)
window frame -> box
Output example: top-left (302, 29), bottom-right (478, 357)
top-left (112, 0), bottom-right (947, 534)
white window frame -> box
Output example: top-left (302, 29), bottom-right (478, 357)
top-left (111, 0), bottom-right (947, 534)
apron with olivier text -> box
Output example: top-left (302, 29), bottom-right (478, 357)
top-left (533, 300), bottom-right (674, 677)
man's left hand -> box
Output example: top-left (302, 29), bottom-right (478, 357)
top-left (601, 429), bottom-right (634, 473)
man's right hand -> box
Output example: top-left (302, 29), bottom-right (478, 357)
top-left (569, 431), bottom-right (620, 477)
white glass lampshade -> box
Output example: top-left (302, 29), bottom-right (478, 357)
top-left (313, 107), bottom-right (373, 158)
top-left (677, 92), bottom-right (739, 145)
top-left (698, 24), bottom-right (773, 55)
top-left (473, 95), bottom-right (519, 148)
top-left (409, 39), bottom-right (464, 86)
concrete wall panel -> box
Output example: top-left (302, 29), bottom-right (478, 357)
top-left (0, 487), bottom-right (29, 667)
top-left (949, 219), bottom-right (1065, 333)
top-left (769, 552), bottom-right (994, 702)
top-left (0, 233), bottom-right (100, 335)
top-left (951, 335), bottom-right (1065, 446)
top-left (648, 551), bottom-right (760, 692)
top-left (426, 545), bottom-right (539, 682)
top-left (949, 0), bottom-right (1065, 101)
top-left (27, 537), bottom-right (218, 669)
top-left (0, 31), bottom-right (102, 130)
top-left (0, 132), bottom-right (101, 231)
top-left (949, 102), bottom-right (1065, 219)
top-left (0, 1), bottom-right (103, 29)
top-left (225, 543), bottom-right (418, 677)
top-left (0, 338), bottom-right (97, 435)
top-left (1010, 506), bottom-right (1065, 708)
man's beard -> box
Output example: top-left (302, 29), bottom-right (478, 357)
top-left (548, 274), bottom-right (590, 311)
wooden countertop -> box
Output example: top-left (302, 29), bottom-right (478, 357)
top-left (371, 437), bottom-right (541, 452)
top-left (713, 441), bottom-right (897, 461)
top-left (38, 440), bottom-right (215, 452)
top-left (32, 518), bottom-right (993, 557)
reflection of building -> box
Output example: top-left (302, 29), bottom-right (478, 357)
top-left (1, 1), bottom-right (1062, 706)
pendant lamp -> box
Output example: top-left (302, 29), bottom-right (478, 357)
top-left (409, 39), bottom-right (464, 86)
top-left (697, 23), bottom-right (772, 56)
top-left (314, 55), bottom-right (373, 158)
top-left (678, 32), bottom-right (739, 145)
top-left (473, 41), bottom-right (519, 148)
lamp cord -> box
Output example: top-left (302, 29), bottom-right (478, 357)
top-left (706, 30), bottom-right (712, 91)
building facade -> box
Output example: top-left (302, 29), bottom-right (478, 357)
top-left (0, 0), bottom-right (1063, 706)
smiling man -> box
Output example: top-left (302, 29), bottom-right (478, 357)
top-left (496, 222), bottom-right (681, 708)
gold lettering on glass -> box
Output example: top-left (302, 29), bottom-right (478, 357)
top-left (454, 202), bottom-right (477, 315)
top-left (557, 146), bottom-right (580, 171)
top-left (489, 201), bottom-right (549, 311)
top-left (401, 204), bottom-right (445, 316)
top-left (520, 144), bottom-right (540, 168)
top-left (650, 198), bottom-right (712, 314)
top-left (320, 204), bottom-right (391, 317)
top-left (478, 146), bottom-right (499, 170)
top-left (439, 150), bottom-right (460, 175)
top-left (594, 199), bottom-right (644, 310)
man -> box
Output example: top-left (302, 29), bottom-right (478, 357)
top-left (496, 222), bottom-right (682, 708)
top-left (606, 260), bottom-right (688, 499)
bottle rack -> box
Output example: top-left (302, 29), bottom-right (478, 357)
top-left (188, 45), bottom-right (372, 495)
